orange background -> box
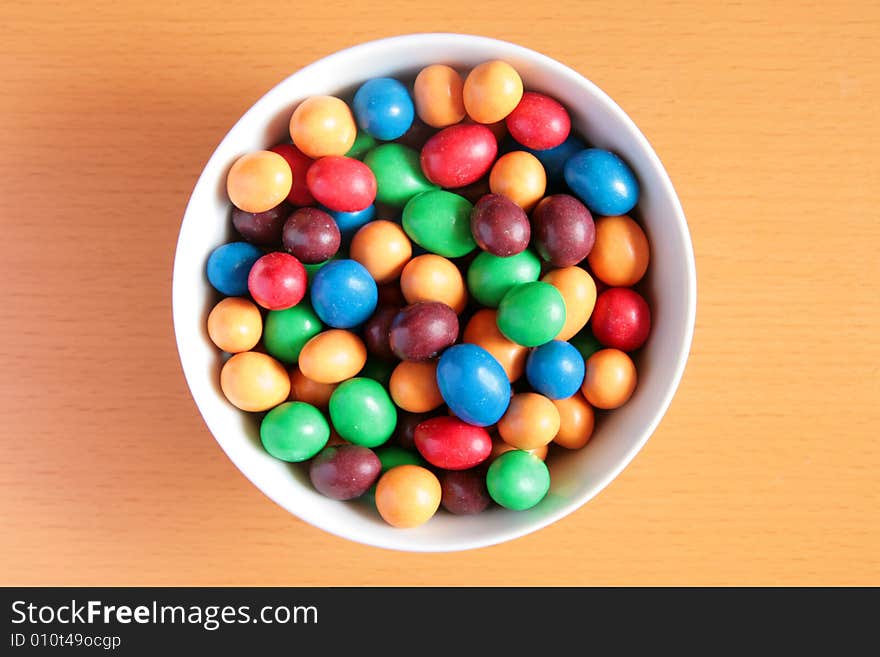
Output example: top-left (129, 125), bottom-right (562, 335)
top-left (1, 0), bottom-right (878, 586)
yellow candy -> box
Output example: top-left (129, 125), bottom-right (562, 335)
top-left (220, 351), bottom-right (290, 412)
top-left (489, 151), bottom-right (546, 211)
top-left (541, 266), bottom-right (597, 341)
top-left (463, 60), bottom-right (523, 124)
top-left (375, 465), bottom-right (441, 528)
top-left (289, 96), bottom-right (357, 158)
top-left (207, 297), bottom-right (262, 353)
top-left (552, 393), bottom-right (595, 449)
top-left (389, 360), bottom-right (444, 413)
top-left (587, 215), bottom-right (651, 287)
top-left (414, 64), bottom-right (466, 128)
top-left (297, 329), bottom-right (367, 384)
top-left (497, 392), bottom-right (561, 450)
top-left (582, 348), bottom-right (637, 410)
top-left (400, 254), bottom-right (467, 314)
top-left (350, 220), bottom-right (412, 284)
top-left (226, 151), bottom-right (292, 213)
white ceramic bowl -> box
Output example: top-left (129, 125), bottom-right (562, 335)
top-left (172, 33), bottom-right (696, 552)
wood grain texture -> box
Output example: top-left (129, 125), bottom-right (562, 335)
top-left (1, 0), bottom-right (877, 586)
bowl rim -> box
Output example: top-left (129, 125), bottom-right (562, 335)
top-left (172, 32), bottom-right (697, 552)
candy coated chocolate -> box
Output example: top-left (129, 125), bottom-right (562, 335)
top-left (232, 202), bottom-right (290, 245)
top-left (309, 444), bottom-right (382, 500)
top-left (532, 194), bottom-right (595, 267)
top-left (440, 469), bottom-right (492, 515)
top-left (282, 207), bottom-right (341, 264)
top-left (389, 302), bottom-right (459, 361)
top-left (414, 416), bottom-right (492, 470)
top-left (363, 305), bottom-right (400, 360)
top-left (470, 193), bottom-right (530, 256)
top-left (420, 124), bottom-right (498, 188)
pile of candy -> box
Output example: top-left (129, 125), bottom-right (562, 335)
top-left (205, 60), bottom-right (651, 528)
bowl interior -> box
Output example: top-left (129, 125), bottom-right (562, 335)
top-left (172, 33), bottom-right (696, 552)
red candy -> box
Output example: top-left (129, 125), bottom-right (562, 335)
top-left (505, 92), bottom-right (571, 150)
top-left (591, 287), bottom-right (651, 351)
top-left (306, 156), bottom-right (377, 212)
top-left (414, 416), bottom-right (492, 470)
top-left (247, 252), bottom-right (307, 310)
top-left (269, 144), bottom-right (315, 206)
top-left (420, 124), bottom-right (498, 188)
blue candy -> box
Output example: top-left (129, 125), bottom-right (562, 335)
top-left (352, 78), bottom-right (414, 141)
top-left (205, 241), bottom-right (263, 296)
top-left (526, 340), bottom-right (585, 400)
top-left (310, 259), bottom-right (378, 328)
top-left (563, 148), bottom-right (639, 216)
top-left (436, 344), bottom-right (511, 427)
top-left (523, 135), bottom-right (585, 186)
top-left (324, 204), bottom-right (376, 243)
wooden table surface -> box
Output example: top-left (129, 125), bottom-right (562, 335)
top-left (1, 0), bottom-right (877, 586)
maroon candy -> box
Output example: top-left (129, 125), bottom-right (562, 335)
top-left (232, 202), bottom-right (290, 245)
top-left (281, 207), bottom-right (341, 264)
top-left (440, 469), bottom-right (492, 515)
top-left (470, 193), bottom-right (530, 256)
top-left (531, 194), bottom-right (595, 267)
top-left (389, 302), bottom-right (459, 361)
top-left (309, 445), bottom-right (382, 500)
top-left (363, 305), bottom-right (400, 360)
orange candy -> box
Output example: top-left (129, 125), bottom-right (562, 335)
top-left (297, 329), bottom-right (367, 384)
top-left (413, 64), bottom-right (466, 128)
top-left (463, 60), bottom-right (523, 124)
top-left (587, 215), bottom-right (651, 287)
top-left (226, 151), bottom-right (292, 213)
top-left (552, 393), bottom-right (595, 449)
top-left (497, 392), bottom-right (561, 450)
top-left (220, 351), bottom-right (290, 412)
top-left (389, 360), bottom-right (444, 413)
top-left (207, 297), bottom-right (262, 353)
top-left (541, 266), bottom-right (597, 341)
top-left (289, 96), bottom-right (357, 159)
top-left (400, 254), bottom-right (467, 314)
top-left (462, 309), bottom-right (528, 381)
top-left (375, 465), bottom-right (442, 528)
top-left (582, 348), bottom-right (637, 409)
top-left (350, 220), bottom-right (412, 284)
top-left (288, 366), bottom-right (338, 410)
top-left (489, 151), bottom-right (546, 211)
top-left (490, 439), bottom-right (548, 462)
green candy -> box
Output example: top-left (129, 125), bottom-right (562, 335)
top-left (260, 402), bottom-right (330, 462)
top-left (486, 450), bottom-right (550, 510)
top-left (375, 445), bottom-right (426, 472)
top-left (263, 302), bottom-right (323, 363)
top-left (467, 249), bottom-right (542, 307)
top-left (364, 143), bottom-right (437, 207)
top-left (569, 328), bottom-right (603, 362)
top-left (345, 130), bottom-right (376, 160)
top-left (303, 253), bottom-right (342, 284)
top-left (402, 190), bottom-right (476, 258)
top-left (329, 377), bottom-right (397, 448)
top-left (358, 357), bottom-right (394, 387)
top-left (497, 281), bottom-right (566, 347)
